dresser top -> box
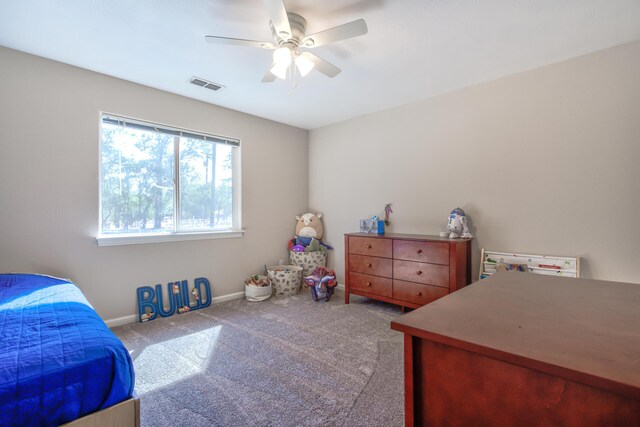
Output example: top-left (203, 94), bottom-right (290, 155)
top-left (346, 232), bottom-right (471, 243)
top-left (391, 272), bottom-right (640, 400)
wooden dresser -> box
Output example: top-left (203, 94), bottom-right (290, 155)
top-left (344, 233), bottom-right (471, 309)
top-left (391, 273), bottom-right (640, 426)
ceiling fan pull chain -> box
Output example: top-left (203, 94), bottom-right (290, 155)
top-left (288, 64), bottom-right (298, 95)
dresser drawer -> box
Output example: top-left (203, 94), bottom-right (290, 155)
top-left (393, 240), bottom-right (449, 265)
top-left (350, 272), bottom-right (392, 298)
top-left (350, 254), bottom-right (393, 277)
top-left (349, 236), bottom-right (392, 258)
top-left (393, 280), bottom-right (449, 305)
top-left (393, 260), bottom-right (449, 287)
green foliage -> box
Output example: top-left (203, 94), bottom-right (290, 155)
top-left (100, 124), bottom-right (234, 234)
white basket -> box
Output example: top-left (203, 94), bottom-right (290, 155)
top-left (267, 265), bottom-right (303, 296)
top-left (244, 275), bottom-right (272, 302)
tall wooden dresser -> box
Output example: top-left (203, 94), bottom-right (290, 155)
top-left (344, 233), bottom-right (471, 309)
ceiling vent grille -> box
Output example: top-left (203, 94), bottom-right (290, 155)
top-left (189, 77), bottom-right (224, 91)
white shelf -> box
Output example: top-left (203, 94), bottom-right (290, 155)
top-left (480, 249), bottom-right (580, 279)
top-left (527, 266), bottom-right (577, 274)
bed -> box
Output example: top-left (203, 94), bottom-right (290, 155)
top-left (0, 273), bottom-right (138, 427)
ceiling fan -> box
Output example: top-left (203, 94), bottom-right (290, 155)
top-left (205, 0), bottom-right (368, 82)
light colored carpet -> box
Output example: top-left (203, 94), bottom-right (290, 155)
top-left (112, 292), bottom-right (405, 427)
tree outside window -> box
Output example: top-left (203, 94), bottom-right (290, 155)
top-left (99, 115), bottom-right (239, 236)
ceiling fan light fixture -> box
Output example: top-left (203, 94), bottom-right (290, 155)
top-left (295, 54), bottom-right (315, 77)
top-left (273, 47), bottom-right (292, 67)
top-left (270, 63), bottom-right (289, 80)
top-left (204, 2), bottom-right (367, 85)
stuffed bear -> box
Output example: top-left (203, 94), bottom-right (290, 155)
top-left (295, 213), bottom-right (324, 239)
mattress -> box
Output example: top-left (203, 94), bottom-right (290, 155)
top-left (0, 274), bottom-right (135, 427)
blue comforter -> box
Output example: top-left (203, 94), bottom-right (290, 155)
top-left (0, 274), bottom-right (135, 426)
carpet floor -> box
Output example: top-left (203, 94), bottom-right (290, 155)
top-left (112, 292), bottom-right (405, 427)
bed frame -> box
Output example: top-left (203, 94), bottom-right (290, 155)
top-left (61, 397), bottom-right (140, 427)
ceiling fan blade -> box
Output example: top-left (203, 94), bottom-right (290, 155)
top-left (262, 64), bottom-right (277, 83)
top-left (262, 0), bottom-right (292, 40)
top-left (205, 35), bottom-right (275, 49)
top-left (300, 52), bottom-right (341, 78)
top-left (301, 19), bottom-right (368, 48)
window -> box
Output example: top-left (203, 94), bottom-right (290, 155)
top-left (97, 114), bottom-right (242, 245)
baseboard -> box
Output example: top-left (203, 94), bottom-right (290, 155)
top-left (105, 314), bottom-right (139, 328)
top-left (211, 290), bottom-right (246, 303)
top-left (105, 290), bottom-right (246, 328)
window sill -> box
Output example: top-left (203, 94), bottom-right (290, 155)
top-left (96, 230), bottom-right (245, 247)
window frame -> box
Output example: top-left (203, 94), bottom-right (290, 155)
top-left (96, 112), bottom-right (243, 246)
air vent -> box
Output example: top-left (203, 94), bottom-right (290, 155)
top-left (190, 77), bottom-right (224, 91)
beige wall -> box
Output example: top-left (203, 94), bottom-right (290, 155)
top-left (310, 41), bottom-right (640, 285)
top-left (0, 47), bottom-right (309, 321)
top-left (2, 39), bottom-right (639, 324)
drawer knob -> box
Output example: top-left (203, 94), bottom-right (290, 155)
top-left (417, 249), bottom-right (423, 254)
top-left (367, 263), bottom-right (372, 268)
top-left (366, 282), bottom-right (372, 287)
top-left (416, 292), bottom-right (422, 296)
top-left (365, 244), bottom-right (372, 249)
top-left (417, 270), bottom-right (423, 275)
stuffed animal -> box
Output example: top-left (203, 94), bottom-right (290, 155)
top-left (295, 213), bottom-right (324, 239)
top-left (304, 238), bottom-right (327, 253)
top-left (447, 207), bottom-right (473, 239)
top-left (288, 212), bottom-right (332, 255)
top-left (295, 236), bottom-right (332, 251)
top-left (304, 266), bottom-right (337, 302)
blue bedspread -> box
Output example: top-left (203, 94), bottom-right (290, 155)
top-left (0, 274), bottom-right (135, 427)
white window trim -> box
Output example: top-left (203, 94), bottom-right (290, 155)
top-left (96, 229), bottom-right (245, 246)
top-left (97, 112), bottom-right (243, 246)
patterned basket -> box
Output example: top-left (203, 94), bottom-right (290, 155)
top-left (267, 265), bottom-right (303, 297)
top-left (289, 251), bottom-right (328, 279)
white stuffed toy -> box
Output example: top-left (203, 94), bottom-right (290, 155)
top-left (447, 207), bottom-right (473, 239)
top-left (295, 213), bottom-right (324, 239)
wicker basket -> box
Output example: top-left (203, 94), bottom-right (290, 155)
top-left (267, 265), bottom-right (303, 296)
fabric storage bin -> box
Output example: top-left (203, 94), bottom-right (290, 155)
top-left (267, 265), bottom-right (303, 296)
top-left (244, 275), bottom-right (272, 302)
top-left (289, 251), bottom-right (328, 280)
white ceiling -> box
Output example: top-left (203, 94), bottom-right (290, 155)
top-left (1, 0), bottom-right (640, 129)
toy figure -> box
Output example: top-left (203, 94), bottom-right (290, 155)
top-left (304, 266), bottom-right (337, 302)
top-left (192, 287), bottom-right (199, 301)
top-left (384, 203), bottom-right (393, 226)
top-left (447, 207), bottom-right (473, 239)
